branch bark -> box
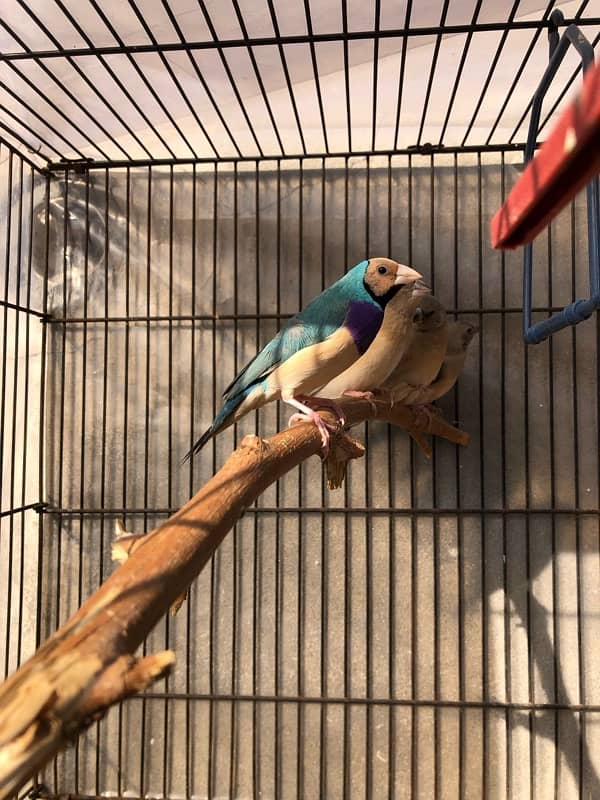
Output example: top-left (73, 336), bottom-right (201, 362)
top-left (0, 399), bottom-right (468, 798)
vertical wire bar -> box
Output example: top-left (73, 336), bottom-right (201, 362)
top-left (208, 162), bottom-right (218, 800)
top-left (453, 152), bottom-right (466, 800)
top-left (52, 169), bottom-right (69, 792)
top-left (0, 152), bottom-right (13, 498)
top-left (431, 153), bottom-right (441, 800)
top-left (140, 165), bottom-right (153, 800)
top-left (407, 152), bottom-right (418, 799)
top-left (386, 154), bottom-right (395, 800)
top-left (163, 164), bottom-right (175, 799)
top-left (17, 163), bottom-right (36, 668)
top-left (56, 173), bottom-right (68, 623)
top-left (1, 152), bottom-right (14, 680)
top-left (408, 152), bottom-right (418, 799)
top-left (571, 198), bottom-right (585, 795)
top-left (118, 165), bottom-right (131, 799)
top-left (393, 1), bottom-right (413, 149)
top-left (186, 162), bottom-right (198, 800)
top-left (74, 168), bottom-right (91, 796)
top-left (547, 196), bottom-right (559, 797)
top-left (296, 157), bottom-right (305, 797)
top-left (274, 159), bottom-right (282, 800)
top-left (341, 0), bottom-right (352, 152)
top-left (96, 167), bottom-right (111, 797)
top-left (370, 0), bottom-right (381, 153)
top-left (365, 155), bottom-right (373, 800)
top-left (320, 156), bottom-right (330, 800)
top-left (32, 168), bottom-right (51, 795)
top-left (477, 153), bottom-right (488, 797)
top-left (36, 172), bottom-right (51, 654)
top-left (252, 161), bottom-right (260, 800)
top-left (8, 153), bottom-right (22, 688)
top-left (596, 191), bottom-right (600, 800)
top-left (188, 167), bottom-right (197, 494)
top-left (500, 152), bottom-right (513, 800)
top-left (416, 0), bottom-right (450, 147)
top-left (302, 0), bottom-right (330, 153)
top-left (229, 162), bottom-right (240, 798)
top-left (523, 165), bottom-right (536, 800)
top-left (342, 156), bottom-right (350, 800)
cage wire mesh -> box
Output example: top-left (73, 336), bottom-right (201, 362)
top-left (2, 0), bottom-right (600, 798)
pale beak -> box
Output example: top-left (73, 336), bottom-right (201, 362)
top-left (411, 279), bottom-right (431, 296)
top-left (394, 264), bottom-right (423, 285)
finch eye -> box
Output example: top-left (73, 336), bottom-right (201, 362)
top-left (377, 265), bottom-right (387, 275)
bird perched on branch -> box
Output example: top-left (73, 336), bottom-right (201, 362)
top-left (315, 284), bottom-right (432, 401)
top-left (404, 320), bottom-right (478, 405)
top-left (184, 258), bottom-right (423, 459)
top-left (378, 294), bottom-right (448, 404)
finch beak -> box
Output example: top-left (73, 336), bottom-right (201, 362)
top-left (394, 264), bottom-right (423, 285)
top-left (411, 279), bottom-right (431, 296)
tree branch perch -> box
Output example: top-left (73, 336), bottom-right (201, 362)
top-left (0, 399), bottom-right (468, 798)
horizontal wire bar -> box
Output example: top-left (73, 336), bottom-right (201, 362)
top-left (130, 690), bottom-right (600, 713)
top-left (0, 298), bottom-right (48, 318)
top-left (0, 502), bottom-right (45, 518)
top-left (2, 18), bottom-right (600, 61)
top-left (44, 306), bottom-right (578, 324)
top-left (42, 505), bottom-right (600, 517)
top-left (45, 142), bottom-right (530, 171)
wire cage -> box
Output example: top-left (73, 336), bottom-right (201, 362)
top-left (1, 1), bottom-right (600, 798)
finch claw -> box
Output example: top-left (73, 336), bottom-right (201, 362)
top-left (296, 394), bottom-right (346, 427)
top-left (342, 389), bottom-right (377, 415)
top-left (285, 400), bottom-right (333, 456)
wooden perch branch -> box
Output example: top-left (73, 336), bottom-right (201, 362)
top-left (0, 399), bottom-right (468, 799)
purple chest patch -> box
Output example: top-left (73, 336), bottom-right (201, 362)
top-left (344, 301), bottom-right (383, 354)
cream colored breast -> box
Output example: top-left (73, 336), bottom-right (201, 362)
top-left (265, 326), bottom-right (360, 396)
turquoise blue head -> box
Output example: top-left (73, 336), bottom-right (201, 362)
top-left (348, 257), bottom-right (425, 305)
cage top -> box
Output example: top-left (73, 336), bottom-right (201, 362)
top-left (0, 0), bottom-right (599, 171)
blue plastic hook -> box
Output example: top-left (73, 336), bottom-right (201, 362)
top-left (523, 10), bottom-right (600, 344)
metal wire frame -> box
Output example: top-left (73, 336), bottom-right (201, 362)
top-left (3, 17), bottom-right (600, 60)
top-left (0, 136), bottom-right (48, 727)
top-left (13, 149), bottom-right (595, 798)
top-left (0, 0), bottom-right (598, 170)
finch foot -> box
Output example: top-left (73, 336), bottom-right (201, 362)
top-left (287, 409), bottom-right (332, 455)
top-left (342, 390), bottom-right (377, 414)
top-left (295, 394), bottom-right (346, 427)
top-left (285, 396), bottom-right (342, 456)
